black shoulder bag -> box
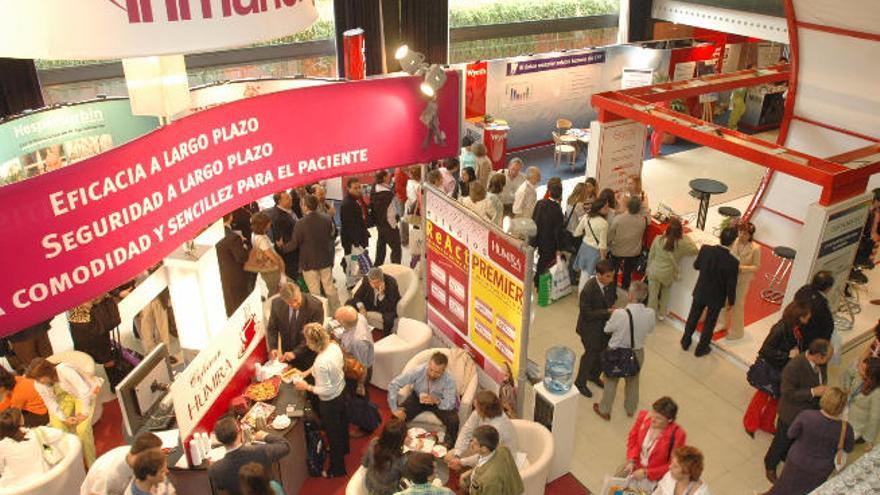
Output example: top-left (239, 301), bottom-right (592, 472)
top-left (600, 309), bottom-right (641, 378)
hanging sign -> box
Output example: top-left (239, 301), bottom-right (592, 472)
top-left (0, 73), bottom-right (460, 335)
top-left (0, 0), bottom-right (318, 59)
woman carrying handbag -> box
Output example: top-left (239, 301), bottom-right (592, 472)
top-left (743, 300), bottom-right (810, 437)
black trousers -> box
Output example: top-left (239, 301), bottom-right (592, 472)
top-left (764, 418), bottom-right (794, 471)
top-left (575, 330), bottom-right (609, 388)
top-left (534, 250), bottom-right (556, 285)
top-left (399, 392), bottom-right (460, 446)
top-left (683, 297), bottom-right (722, 351)
top-left (318, 393), bottom-right (350, 476)
top-left (611, 255), bottom-right (640, 290)
top-left (375, 227), bottom-right (401, 266)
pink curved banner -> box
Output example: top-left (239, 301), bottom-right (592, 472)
top-left (0, 73), bottom-right (460, 335)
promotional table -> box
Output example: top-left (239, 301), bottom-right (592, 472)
top-left (169, 383), bottom-right (308, 495)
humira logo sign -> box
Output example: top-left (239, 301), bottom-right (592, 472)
top-left (109, 0), bottom-right (307, 23)
top-left (467, 68), bottom-right (487, 78)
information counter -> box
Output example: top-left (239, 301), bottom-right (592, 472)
top-left (169, 383), bottom-right (308, 495)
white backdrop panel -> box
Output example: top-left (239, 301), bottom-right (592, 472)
top-left (794, 0), bottom-right (880, 36)
top-left (751, 207), bottom-right (804, 251)
top-left (785, 119), bottom-right (874, 159)
top-left (760, 171), bottom-right (821, 223)
top-left (791, 30), bottom-right (880, 142)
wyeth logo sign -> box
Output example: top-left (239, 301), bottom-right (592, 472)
top-left (0, 0), bottom-right (318, 59)
top-left (112, 0), bottom-right (310, 23)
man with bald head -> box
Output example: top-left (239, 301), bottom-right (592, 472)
top-left (334, 305), bottom-right (374, 395)
top-left (513, 166), bottom-right (541, 219)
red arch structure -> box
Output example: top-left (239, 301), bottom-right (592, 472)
top-left (591, 1), bottom-right (880, 251)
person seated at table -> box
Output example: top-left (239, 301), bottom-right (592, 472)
top-left (446, 391), bottom-right (518, 471)
top-left (81, 431), bottom-right (162, 495)
top-left (334, 305), bottom-right (374, 396)
top-left (347, 267), bottom-right (401, 337)
top-left (238, 462), bottom-right (285, 495)
top-left (0, 366), bottom-right (48, 426)
top-left (125, 449), bottom-right (176, 495)
top-left (388, 352), bottom-right (460, 446)
top-left (362, 417), bottom-right (407, 495)
top-left (266, 282), bottom-right (324, 371)
top-left (27, 357), bottom-right (100, 467)
top-left (208, 417), bottom-right (291, 495)
top-left (394, 451), bottom-right (453, 495)
top-left (0, 408), bottom-right (64, 488)
top-left (458, 425), bottom-right (524, 495)
top-left (653, 446), bottom-right (711, 495)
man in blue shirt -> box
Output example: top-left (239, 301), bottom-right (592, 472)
top-left (388, 351), bottom-right (460, 445)
top-left (124, 450), bottom-right (175, 495)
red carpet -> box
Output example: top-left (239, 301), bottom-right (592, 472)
top-left (94, 399), bottom-right (125, 457)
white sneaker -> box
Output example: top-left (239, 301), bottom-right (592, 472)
top-left (658, 315), bottom-right (665, 321)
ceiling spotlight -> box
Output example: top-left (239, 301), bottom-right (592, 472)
top-left (421, 65), bottom-right (447, 96)
top-left (396, 45), bottom-right (426, 75)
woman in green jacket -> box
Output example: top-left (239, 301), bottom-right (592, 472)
top-left (841, 356), bottom-right (880, 452)
top-left (646, 218), bottom-right (698, 319)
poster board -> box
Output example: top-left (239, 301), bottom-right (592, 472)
top-left (785, 194), bottom-right (871, 309)
top-left (621, 68), bottom-right (654, 89)
top-left (588, 119), bottom-right (648, 194)
top-left (424, 188), bottom-right (531, 383)
top-left (0, 99), bottom-right (160, 187)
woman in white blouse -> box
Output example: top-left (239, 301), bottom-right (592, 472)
top-left (653, 446), bottom-right (711, 495)
top-left (445, 390), bottom-right (518, 471)
top-left (0, 408), bottom-right (64, 488)
top-left (573, 198), bottom-right (610, 292)
top-left (461, 182), bottom-right (497, 225)
top-left (295, 323), bottom-right (347, 478)
top-left (27, 358), bottom-right (99, 466)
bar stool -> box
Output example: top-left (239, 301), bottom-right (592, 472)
top-left (761, 246), bottom-right (796, 304)
top-left (556, 135), bottom-right (577, 170)
top-left (714, 206), bottom-right (742, 235)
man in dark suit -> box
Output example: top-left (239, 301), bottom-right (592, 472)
top-left (208, 417), bottom-right (290, 495)
top-left (289, 194), bottom-right (340, 310)
top-left (574, 260), bottom-right (617, 398)
top-left (346, 267), bottom-right (401, 336)
top-left (265, 191), bottom-right (299, 281)
top-left (340, 177), bottom-right (371, 265)
top-left (531, 180), bottom-right (565, 285)
top-left (793, 270), bottom-right (835, 349)
top-left (763, 338), bottom-right (832, 483)
top-left (216, 213), bottom-right (256, 317)
top-left (266, 282), bottom-right (324, 371)
top-left (371, 170), bottom-right (401, 265)
top-left (681, 227), bottom-right (740, 357)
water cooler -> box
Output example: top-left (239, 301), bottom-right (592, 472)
top-left (522, 381), bottom-right (579, 481)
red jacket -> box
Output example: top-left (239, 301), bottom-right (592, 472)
top-left (626, 410), bottom-right (687, 481)
top-left (394, 168), bottom-right (409, 203)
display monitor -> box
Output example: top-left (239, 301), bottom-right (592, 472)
top-left (116, 343), bottom-right (174, 438)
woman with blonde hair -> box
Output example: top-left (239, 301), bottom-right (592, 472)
top-left (618, 175), bottom-right (649, 214)
top-left (765, 387), bottom-right (854, 494)
top-left (294, 323), bottom-right (347, 477)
